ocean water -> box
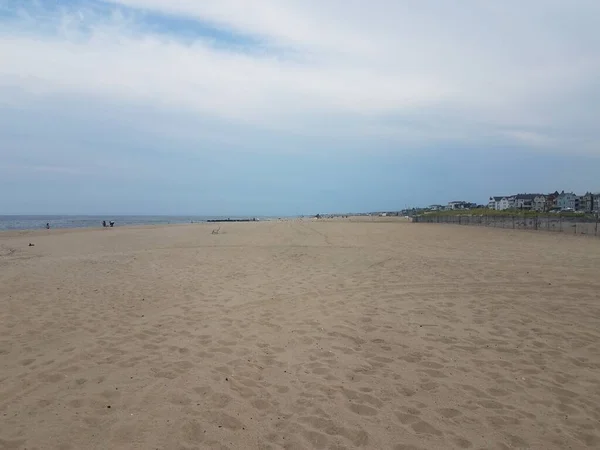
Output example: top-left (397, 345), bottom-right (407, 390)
top-left (0, 215), bottom-right (261, 231)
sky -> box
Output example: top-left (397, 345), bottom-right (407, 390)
top-left (1, 0), bottom-right (599, 216)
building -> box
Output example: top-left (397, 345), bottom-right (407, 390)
top-left (498, 196), bottom-right (516, 211)
top-left (546, 191), bottom-right (559, 211)
top-left (595, 194), bottom-right (600, 212)
top-left (447, 201), bottom-right (470, 210)
top-left (532, 195), bottom-right (547, 212)
top-left (514, 194), bottom-right (540, 210)
top-left (556, 191), bottom-right (577, 210)
top-left (580, 193), bottom-right (598, 213)
top-left (428, 205), bottom-right (444, 211)
top-left (488, 196), bottom-right (503, 210)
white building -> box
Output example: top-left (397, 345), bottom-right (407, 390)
top-left (488, 196), bottom-right (503, 210)
top-left (533, 195), bottom-right (547, 212)
top-left (447, 201), bottom-right (469, 210)
top-left (498, 196), bottom-right (515, 210)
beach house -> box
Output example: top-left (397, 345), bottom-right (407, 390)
top-left (498, 196), bottom-right (516, 211)
top-left (532, 195), bottom-right (547, 212)
top-left (514, 194), bottom-right (539, 210)
top-left (580, 193), bottom-right (595, 213)
top-left (488, 196), bottom-right (503, 210)
top-left (556, 191), bottom-right (577, 210)
top-left (546, 191), bottom-right (559, 211)
top-left (447, 201), bottom-right (470, 210)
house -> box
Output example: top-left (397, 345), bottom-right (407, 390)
top-left (498, 196), bottom-right (516, 211)
top-left (595, 194), bottom-right (600, 212)
top-left (546, 191), bottom-right (559, 211)
top-left (429, 205), bottom-right (444, 211)
top-left (532, 195), bottom-right (547, 212)
top-left (514, 194), bottom-right (540, 210)
top-left (556, 191), bottom-right (577, 210)
top-left (488, 196), bottom-right (503, 210)
top-left (447, 201), bottom-right (470, 210)
top-left (581, 193), bottom-right (599, 213)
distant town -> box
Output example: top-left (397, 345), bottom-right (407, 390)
top-left (307, 191), bottom-right (600, 220)
top-left (403, 191), bottom-right (600, 216)
top-left (325, 191), bottom-right (600, 219)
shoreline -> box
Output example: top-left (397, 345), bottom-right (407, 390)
top-left (0, 216), bottom-right (410, 236)
top-left (0, 221), bottom-right (221, 238)
top-left (0, 215), bottom-right (278, 234)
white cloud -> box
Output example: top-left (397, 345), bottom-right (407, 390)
top-left (0, 0), bottom-right (599, 154)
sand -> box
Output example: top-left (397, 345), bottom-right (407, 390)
top-left (1, 218), bottom-right (600, 450)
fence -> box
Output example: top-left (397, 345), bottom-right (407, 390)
top-left (413, 213), bottom-right (600, 237)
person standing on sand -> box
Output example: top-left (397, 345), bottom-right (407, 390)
top-left (46, 223), bottom-right (50, 229)
top-left (102, 220), bottom-right (107, 228)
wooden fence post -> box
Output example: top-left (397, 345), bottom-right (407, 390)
top-left (559, 216), bottom-right (563, 232)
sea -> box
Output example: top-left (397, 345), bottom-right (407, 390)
top-left (0, 215), bottom-right (267, 232)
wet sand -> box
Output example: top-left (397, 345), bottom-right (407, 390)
top-left (1, 219), bottom-right (600, 449)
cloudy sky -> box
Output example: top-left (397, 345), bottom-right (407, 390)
top-left (1, 0), bottom-right (599, 215)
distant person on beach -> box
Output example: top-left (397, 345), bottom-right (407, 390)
top-left (102, 220), bottom-right (107, 228)
top-left (46, 223), bottom-right (50, 229)
top-left (109, 221), bottom-right (115, 228)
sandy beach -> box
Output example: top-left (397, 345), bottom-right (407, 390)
top-left (1, 218), bottom-right (600, 450)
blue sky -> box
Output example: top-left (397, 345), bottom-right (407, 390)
top-left (1, 0), bottom-right (599, 216)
